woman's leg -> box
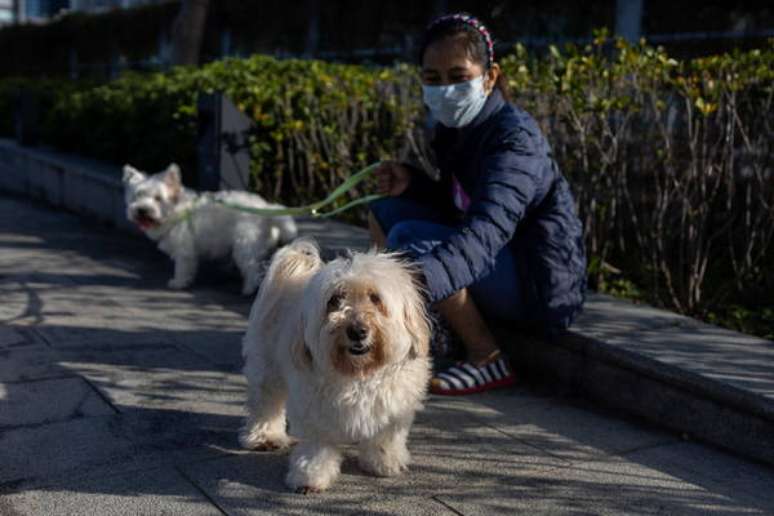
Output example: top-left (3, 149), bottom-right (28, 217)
top-left (368, 211), bottom-right (387, 249)
top-left (369, 198), bottom-right (521, 394)
top-left (435, 288), bottom-right (500, 365)
top-left (370, 209), bottom-right (496, 360)
top-left (373, 213), bottom-right (519, 354)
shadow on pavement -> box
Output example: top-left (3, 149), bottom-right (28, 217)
top-left (1, 193), bottom-right (772, 514)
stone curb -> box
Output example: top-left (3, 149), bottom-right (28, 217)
top-left (0, 138), bottom-right (134, 232)
top-left (508, 322), bottom-right (774, 466)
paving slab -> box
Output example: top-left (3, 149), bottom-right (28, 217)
top-left (433, 391), bottom-right (677, 462)
top-left (625, 441), bottom-right (774, 510)
top-left (60, 347), bottom-right (246, 416)
top-left (0, 341), bottom-right (70, 382)
top-left (0, 467), bottom-right (220, 516)
top-left (0, 326), bottom-right (27, 347)
top-left (0, 376), bottom-right (115, 428)
top-left (435, 455), bottom-right (769, 515)
top-left (0, 416), bottom-right (135, 486)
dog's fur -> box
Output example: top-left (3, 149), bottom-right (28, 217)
top-left (240, 239), bottom-right (431, 493)
top-left (122, 163), bottom-right (297, 294)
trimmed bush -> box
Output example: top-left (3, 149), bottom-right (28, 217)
top-left (0, 77), bottom-right (89, 140)
top-left (43, 56), bottom-right (422, 208)
top-left (502, 32), bottom-right (773, 318)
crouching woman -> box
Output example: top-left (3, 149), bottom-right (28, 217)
top-left (369, 13), bottom-right (587, 395)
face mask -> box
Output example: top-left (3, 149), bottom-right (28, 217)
top-left (422, 75), bottom-right (489, 129)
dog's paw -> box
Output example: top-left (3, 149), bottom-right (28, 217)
top-left (239, 431), bottom-right (293, 451)
top-left (358, 447), bottom-right (410, 477)
top-left (294, 486), bottom-right (322, 495)
top-left (358, 457), bottom-right (409, 477)
top-left (167, 278), bottom-right (190, 290)
top-left (285, 452), bottom-right (339, 494)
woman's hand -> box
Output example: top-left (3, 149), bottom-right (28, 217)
top-left (374, 161), bottom-right (411, 197)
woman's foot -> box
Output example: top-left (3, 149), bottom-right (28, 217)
top-left (429, 351), bottom-right (516, 395)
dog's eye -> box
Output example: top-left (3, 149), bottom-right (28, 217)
top-left (369, 292), bottom-right (382, 305)
top-left (155, 194), bottom-right (163, 202)
top-left (327, 293), bottom-right (343, 312)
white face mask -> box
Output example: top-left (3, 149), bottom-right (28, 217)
top-left (422, 75), bottom-right (489, 129)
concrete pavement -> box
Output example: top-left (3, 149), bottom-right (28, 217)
top-left (1, 192), bottom-right (773, 515)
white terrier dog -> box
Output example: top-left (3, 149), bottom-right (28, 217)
top-left (240, 239), bottom-right (431, 493)
top-left (122, 163), bottom-right (297, 294)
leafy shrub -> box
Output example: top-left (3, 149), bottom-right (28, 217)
top-left (43, 55), bottom-right (423, 208)
top-left (502, 32), bottom-right (774, 320)
top-left (0, 77), bottom-right (89, 139)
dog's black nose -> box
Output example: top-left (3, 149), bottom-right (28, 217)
top-left (346, 323), bottom-right (368, 342)
top-left (136, 206), bottom-right (150, 217)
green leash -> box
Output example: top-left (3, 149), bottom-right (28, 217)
top-left (151, 162), bottom-right (383, 238)
top-left (213, 161), bottom-right (384, 218)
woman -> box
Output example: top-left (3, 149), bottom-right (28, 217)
top-left (369, 13), bottom-right (586, 395)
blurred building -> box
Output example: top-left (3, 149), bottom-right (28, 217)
top-left (69, 0), bottom-right (168, 14)
top-left (0, 0), bottom-right (771, 77)
top-left (1, 0), bottom-right (167, 25)
top-left (0, 0), bottom-right (13, 26)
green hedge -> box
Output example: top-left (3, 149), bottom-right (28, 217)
top-left (1, 36), bottom-right (772, 334)
top-left (0, 77), bottom-right (89, 139)
top-left (501, 33), bottom-right (773, 319)
top-left (39, 56), bottom-right (421, 207)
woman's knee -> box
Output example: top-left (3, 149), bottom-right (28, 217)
top-left (385, 221), bottom-right (419, 249)
top-left (387, 219), bottom-right (454, 254)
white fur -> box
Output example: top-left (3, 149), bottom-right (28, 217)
top-left (241, 239), bottom-right (431, 493)
top-left (122, 163), bottom-right (297, 294)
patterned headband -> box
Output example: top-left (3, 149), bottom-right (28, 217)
top-left (427, 13), bottom-right (495, 67)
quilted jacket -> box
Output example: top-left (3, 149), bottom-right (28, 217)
top-left (404, 89), bottom-right (587, 329)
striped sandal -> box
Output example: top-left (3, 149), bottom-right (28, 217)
top-left (430, 354), bottom-right (516, 396)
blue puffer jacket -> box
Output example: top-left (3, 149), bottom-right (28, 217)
top-left (404, 89), bottom-right (587, 329)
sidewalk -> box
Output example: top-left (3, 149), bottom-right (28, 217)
top-left (1, 192), bottom-right (773, 515)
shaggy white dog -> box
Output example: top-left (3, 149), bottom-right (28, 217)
top-left (122, 163), bottom-right (297, 294)
top-left (240, 239), bottom-right (431, 493)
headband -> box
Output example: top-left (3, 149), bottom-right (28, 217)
top-left (427, 13), bottom-right (495, 68)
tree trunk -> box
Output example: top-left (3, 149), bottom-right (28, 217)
top-left (171, 0), bottom-right (210, 66)
top-left (303, 0), bottom-right (321, 57)
top-left (614, 0), bottom-right (643, 42)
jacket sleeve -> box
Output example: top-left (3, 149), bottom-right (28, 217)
top-left (415, 128), bottom-right (545, 302)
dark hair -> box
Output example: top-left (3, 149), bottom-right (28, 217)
top-left (418, 13), bottom-right (510, 101)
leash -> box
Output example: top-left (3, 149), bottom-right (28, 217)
top-left (212, 162), bottom-right (384, 218)
top-left (149, 162), bottom-right (384, 238)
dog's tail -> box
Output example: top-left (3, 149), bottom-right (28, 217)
top-left (244, 238), bottom-right (321, 356)
top-left (275, 215), bottom-right (298, 244)
top-left (263, 237), bottom-right (320, 287)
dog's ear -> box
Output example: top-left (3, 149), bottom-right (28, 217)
top-left (163, 163), bottom-right (182, 200)
top-left (122, 164), bottom-right (144, 185)
top-left (291, 319), bottom-right (313, 370)
top-left (291, 338), bottom-right (313, 370)
top-left (163, 163), bottom-right (181, 186)
top-left (398, 264), bottom-right (431, 359)
top-left (404, 295), bottom-right (431, 359)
